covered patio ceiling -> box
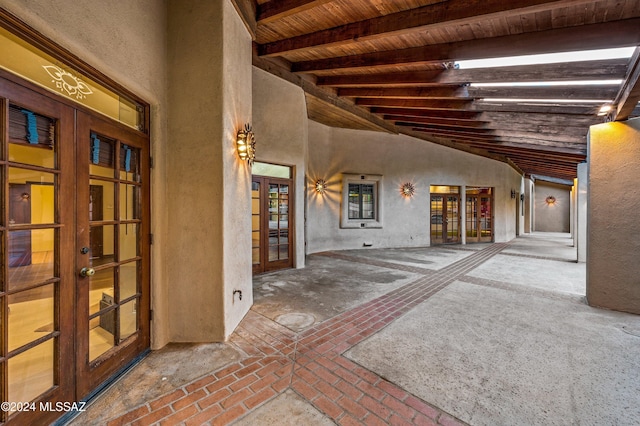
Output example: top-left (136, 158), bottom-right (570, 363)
top-left (234, 0), bottom-right (640, 181)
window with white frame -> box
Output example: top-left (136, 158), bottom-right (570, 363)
top-left (340, 174), bottom-right (382, 228)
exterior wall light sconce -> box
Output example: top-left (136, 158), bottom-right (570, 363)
top-left (510, 189), bottom-right (517, 199)
top-left (315, 179), bottom-right (327, 194)
top-left (400, 182), bottom-right (416, 198)
top-left (236, 123), bottom-right (255, 166)
top-left (545, 195), bottom-right (556, 205)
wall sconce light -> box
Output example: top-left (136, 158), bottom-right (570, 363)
top-left (545, 195), bottom-right (556, 205)
top-left (400, 182), bottom-right (416, 198)
top-left (510, 189), bottom-right (517, 199)
top-left (315, 179), bottom-right (327, 194)
top-left (21, 192), bottom-right (30, 201)
top-left (236, 123), bottom-right (255, 166)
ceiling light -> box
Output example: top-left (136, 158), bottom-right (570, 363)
top-left (597, 105), bottom-right (614, 116)
top-left (456, 47), bottom-right (636, 69)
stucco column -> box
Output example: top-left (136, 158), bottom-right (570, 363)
top-left (577, 163), bottom-right (587, 262)
top-left (587, 118), bottom-right (640, 315)
top-left (166, 0), bottom-right (253, 341)
top-left (524, 178), bottom-right (532, 233)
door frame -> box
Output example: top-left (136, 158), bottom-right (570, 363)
top-left (75, 110), bottom-right (151, 399)
top-left (465, 191), bottom-right (495, 243)
top-left (430, 193), bottom-right (461, 245)
top-left (1, 70), bottom-right (150, 424)
top-left (252, 175), bottom-right (294, 275)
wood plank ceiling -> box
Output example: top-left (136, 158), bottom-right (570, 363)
top-left (243, 0), bottom-right (640, 180)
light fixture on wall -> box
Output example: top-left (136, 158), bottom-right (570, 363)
top-left (510, 189), bottom-right (517, 199)
top-left (21, 192), bottom-right (30, 201)
top-left (545, 195), bottom-right (557, 205)
top-left (236, 123), bottom-right (255, 166)
top-left (400, 182), bottom-right (416, 198)
top-left (315, 179), bottom-right (327, 194)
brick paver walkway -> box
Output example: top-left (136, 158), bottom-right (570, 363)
top-left (107, 243), bottom-right (509, 426)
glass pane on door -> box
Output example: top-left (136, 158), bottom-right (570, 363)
top-left (466, 197), bottom-right (478, 238)
top-left (2, 101), bottom-right (64, 420)
top-left (430, 195), bottom-right (444, 243)
top-left (480, 196), bottom-right (493, 240)
top-left (446, 196), bottom-right (459, 243)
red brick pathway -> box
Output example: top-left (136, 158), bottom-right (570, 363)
top-left (107, 243), bottom-right (508, 425)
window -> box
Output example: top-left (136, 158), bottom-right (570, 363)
top-left (348, 184), bottom-right (375, 219)
top-left (341, 174), bottom-right (382, 228)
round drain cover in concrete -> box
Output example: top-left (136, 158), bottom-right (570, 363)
top-left (275, 313), bottom-right (315, 331)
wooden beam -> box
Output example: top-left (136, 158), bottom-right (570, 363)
top-left (316, 60), bottom-right (629, 87)
top-left (389, 115), bottom-right (588, 137)
top-left (408, 127), bottom-right (587, 152)
top-left (252, 53), bottom-right (397, 133)
top-left (259, 0), bottom-right (598, 57)
top-left (230, 0), bottom-right (257, 40)
top-left (383, 115), bottom-right (489, 129)
top-left (478, 111), bottom-right (601, 127)
top-left (257, 0), bottom-right (333, 24)
top-left (398, 129), bottom-right (509, 163)
top-left (471, 102), bottom-right (599, 115)
top-left (338, 87), bottom-right (469, 99)
top-left (356, 98), bottom-right (472, 109)
top-left (291, 18), bottom-right (640, 73)
top-left (611, 47), bottom-right (640, 121)
top-left (468, 86), bottom-right (619, 101)
top-left (370, 107), bottom-right (481, 120)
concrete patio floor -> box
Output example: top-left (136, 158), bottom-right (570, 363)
top-left (69, 233), bottom-right (640, 426)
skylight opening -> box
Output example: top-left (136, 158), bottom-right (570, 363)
top-left (480, 98), bottom-right (611, 103)
top-left (456, 47), bottom-right (636, 69)
top-left (471, 80), bottom-right (623, 87)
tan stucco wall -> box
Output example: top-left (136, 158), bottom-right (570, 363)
top-left (252, 67), bottom-right (307, 268)
top-left (306, 121), bottom-right (523, 252)
top-left (167, 0), bottom-right (252, 342)
top-left (0, 0), bottom-right (171, 348)
top-left (587, 118), bottom-right (640, 314)
top-left (534, 182), bottom-right (571, 232)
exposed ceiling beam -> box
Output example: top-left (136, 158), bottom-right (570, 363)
top-left (230, 0), bottom-right (256, 39)
top-left (316, 60), bottom-right (629, 87)
top-left (383, 115), bottom-right (489, 129)
top-left (338, 87), bottom-right (468, 99)
top-left (370, 107), bottom-right (481, 120)
top-left (406, 127), bottom-right (586, 150)
top-left (468, 86), bottom-right (619, 100)
top-left (387, 115), bottom-right (588, 136)
top-left (611, 47), bottom-right (640, 121)
top-left (356, 98), bottom-right (472, 109)
top-left (257, 0), bottom-right (334, 24)
top-left (253, 54), bottom-right (397, 133)
top-left (471, 102), bottom-right (599, 115)
top-left (290, 18), bottom-right (640, 73)
top-left (259, 0), bottom-right (597, 57)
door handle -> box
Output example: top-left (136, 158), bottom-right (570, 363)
top-left (80, 267), bottom-right (95, 277)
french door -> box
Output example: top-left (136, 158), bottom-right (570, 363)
top-left (0, 73), bottom-right (149, 424)
top-left (466, 192), bottom-right (494, 243)
top-left (430, 194), bottom-right (460, 244)
top-left (252, 176), bottom-right (293, 274)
